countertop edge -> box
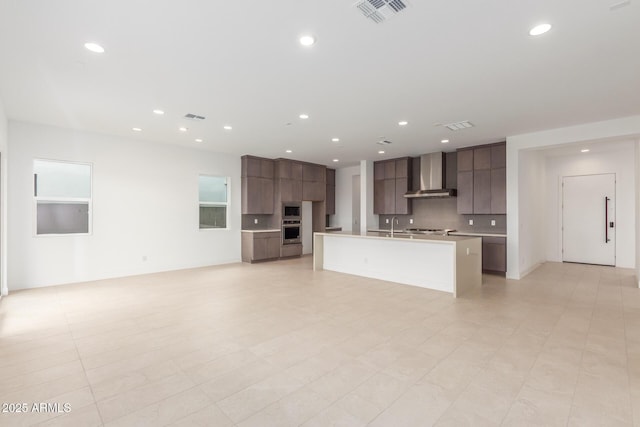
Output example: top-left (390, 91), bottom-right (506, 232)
top-left (241, 229), bottom-right (281, 233)
top-left (448, 232), bottom-right (507, 238)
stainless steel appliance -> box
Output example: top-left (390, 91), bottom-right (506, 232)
top-left (282, 220), bottom-right (301, 244)
top-left (404, 152), bottom-right (457, 198)
top-left (282, 203), bottom-right (301, 221)
top-left (403, 228), bottom-right (455, 236)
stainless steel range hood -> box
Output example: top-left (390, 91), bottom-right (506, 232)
top-left (404, 152), bottom-right (457, 198)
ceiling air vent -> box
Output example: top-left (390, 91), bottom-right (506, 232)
top-left (444, 121), bottom-right (474, 131)
top-left (184, 113), bottom-right (206, 121)
top-left (377, 139), bottom-right (393, 145)
top-left (355, 0), bottom-right (409, 24)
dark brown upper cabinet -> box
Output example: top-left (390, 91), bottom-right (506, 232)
top-left (457, 142), bottom-right (506, 214)
top-left (241, 155), bottom-right (275, 214)
top-left (326, 168), bottom-right (336, 215)
top-left (373, 157), bottom-right (412, 215)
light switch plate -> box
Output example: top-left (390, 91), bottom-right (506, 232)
top-left (409, 219), bottom-right (414, 224)
top-left (491, 220), bottom-right (496, 226)
top-left (469, 219), bottom-right (473, 226)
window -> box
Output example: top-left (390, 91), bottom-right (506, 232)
top-left (199, 175), bottom-right (228, 229)
top-left (34, 159), bottom-right (92, 235)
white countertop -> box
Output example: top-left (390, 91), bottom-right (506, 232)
top-left (316, 230), bottom-right (480, 244)
top-left (449, 231), bottom-right (507, 238)
top-left (241, 229), bottom-right (280, 233)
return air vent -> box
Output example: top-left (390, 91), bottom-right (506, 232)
top-left (355, 0), bottom-right (409, 24)
top-left (444, 121), bottom-right (474, 131)
top-left (184, 113), bottom-right (206, 121)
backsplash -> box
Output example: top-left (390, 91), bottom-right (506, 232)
top-left (378, 198), bottom-right (506, 234)
top-left (241, 214), bottom-right (277, 230)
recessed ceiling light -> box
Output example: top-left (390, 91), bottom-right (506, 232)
top-left (153, 109), bottom-right (165, 115)
top-left (84, 42), bottom-right (105, 53)
top-left (299, 35), bottom-right (316, 46)
top-left (195, 138), bottom-right (203, 143)
top-left (179, 127), bottom-right (188, 132)
top-left (441, 139), bottom-right (449, 143)
top-left (332, 159), bottom-right (339, 162)
top-left (299, 114), bottom-right (309, 119)
top-left (132, 127), bottom-right (142, 132)
top-left (378, 150), bottom-right (385, 154)
top-left (398, 121), bottom-right (408, 126)
top-left (223, 125), bottom-right (232, 131)
top-left (286, 149), bottom-right (292, 153)
top-left (332, 138), bottom-right (340, 142)
top-left (581, 149), bottom-right (590, 153)
top-left (529, 23), bottom-right (552, 36)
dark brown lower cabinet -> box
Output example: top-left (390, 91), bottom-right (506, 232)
top-left (242, 231), bottom-right (281, 263)
top-left (482, 236), bottom-right (506, 274)
top-left (281, 243), bottom-right (302, 258)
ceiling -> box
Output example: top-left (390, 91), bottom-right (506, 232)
top-left (0, 0), bottom-right (639, 167)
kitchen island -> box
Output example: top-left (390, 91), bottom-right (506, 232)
top-left (313, 231), bottom-right (482, 297)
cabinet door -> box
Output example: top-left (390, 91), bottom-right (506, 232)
top-left (326, 168), bottom-right (335, 186)
top-left (242, 176), bottom-right (260, 214)
top-left (374, 180), bottom-right (385, 214)
top-left (491, 143), bottom-right (506, 168)
top-left (483, 237), bottom-right (506, 272)
top-left (457, 171), bottom-right (473, 214)
top-left (374, 162), bottom-right (385, 180)
top-left (473, 169), bottom-right (491, 214)
top-left (395, 178), bottom-right (411, 214)
top-left (491, 167), bottom-right (506, 214)
top-left (457, 149), bottom-right (474, 172)
top-left (266, 236), bottom-right (281, 259)
top-left (292, 179), bottom-right (303, 202)
top-left (279, 179), bottom-right (293, 202)
top-left (292, 162), bottom-right (303, 180)
top-left (326, 184), bottom-right (336, 215)
top-left (253, 237), bottom-right (268, 260)
top-left (384, 179), bottom-right (395, 214)
top-left (261, 159), bottom-right (274, 178)
top-left (303, 181), bottom-right (325, 201)
top-left (276, 160), bottom-right (291, 179)
top-left (395, 158), bottom-right (409, 178)
top-left (474, 147), bottom-right (491, 170)
top-left (243, 156), bottom-right (262, 177)
top-left (384, 161), bottom-right (396, 179)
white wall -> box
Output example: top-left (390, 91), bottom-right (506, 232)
top-left (335, 166), bottom-right (359, 232)
top-left (545, 143), bottom-right (635, 268)
top-left (636, 141), bottom-right (640, 286)
top-left (8, 122), bottom-right (241, 290)
top-left (507, 115), bottom-right (640, 279)
top-left (0, 100), bottom-right (8, 295)
top-left (517, 149), bottom-right (546, 277)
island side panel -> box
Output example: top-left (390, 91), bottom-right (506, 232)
top-left (322, 235), bottom-right (455, 293)
top-left (453, 237), bottom-right (482, 297)
top-left (313, 233), bottom-right (324, 271)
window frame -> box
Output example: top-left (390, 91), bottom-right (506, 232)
top-left (198, 174), bottom-right (230, 231)
top-left (33, 158), bottom-right (93, 237)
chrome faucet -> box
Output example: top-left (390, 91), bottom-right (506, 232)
top-left (390, 216), bottom-right (397, 237)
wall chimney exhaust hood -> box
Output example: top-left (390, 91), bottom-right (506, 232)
top-left (404, 152), bottom-right (457, 198)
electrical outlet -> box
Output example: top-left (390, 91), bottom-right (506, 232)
top-left (491, 219), bottom-right (496, 226)
top-left (409, 218), bottom-right (414, 224)
top-left (385, 218), bottom-right (389, 224)
top-left (254, 218), bottom-right (258, 224)
top-left (469, 219), bottom-right (474, 226)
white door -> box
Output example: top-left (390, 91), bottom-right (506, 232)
top-left (562, 173), bottom-right (615, 266)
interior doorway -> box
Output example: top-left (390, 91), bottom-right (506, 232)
top-left (562, 173), bottom-right (616, 266)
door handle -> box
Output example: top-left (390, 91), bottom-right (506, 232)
top-left (605, 197), bottom-right (609, 243)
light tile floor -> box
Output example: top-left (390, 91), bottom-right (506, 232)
top-left (1, 257), bottom-right (639, 426)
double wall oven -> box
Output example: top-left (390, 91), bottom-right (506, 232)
top-left (282, 203), bottom-right (301, 245)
